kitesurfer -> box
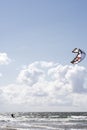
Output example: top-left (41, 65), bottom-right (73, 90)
top-left (11, 113), bottom-right (15, 118)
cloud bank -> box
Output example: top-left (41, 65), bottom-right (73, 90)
top-left (0, 61), bottom-right (87, 111)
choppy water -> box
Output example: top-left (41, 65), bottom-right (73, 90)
top-left (0, 112), bottom-right (87, 130)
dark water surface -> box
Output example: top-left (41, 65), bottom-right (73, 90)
top-left (0, 112), bottom-right (87, 130)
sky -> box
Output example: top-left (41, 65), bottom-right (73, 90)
top-left (0, 0), bottom-right (87, 112)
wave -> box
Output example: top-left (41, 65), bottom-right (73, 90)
top-left (0, 112), bottom-right (87, 130)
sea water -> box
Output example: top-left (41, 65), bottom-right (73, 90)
top-left (0, 112), bottom-right (87, 130)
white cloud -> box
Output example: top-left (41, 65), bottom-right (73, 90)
top-left (0, 61), bottom-right (87, 111)
top-left (17, 62), bottom-right (44, 86)
top-left (0, 53), bottom-right (11, 65)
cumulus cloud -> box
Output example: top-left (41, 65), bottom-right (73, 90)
top-left (0, 53), bottom-right (11, 65)
top-left (17, 62), bottom-right (44, 86)
top-left (0, 61), bottom-right (87, 110)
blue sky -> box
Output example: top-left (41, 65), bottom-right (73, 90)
top-left (0, 0), bottom-right (87, 112)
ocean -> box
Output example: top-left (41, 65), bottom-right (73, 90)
top-left (0, 112), bottom-right (87, 130)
